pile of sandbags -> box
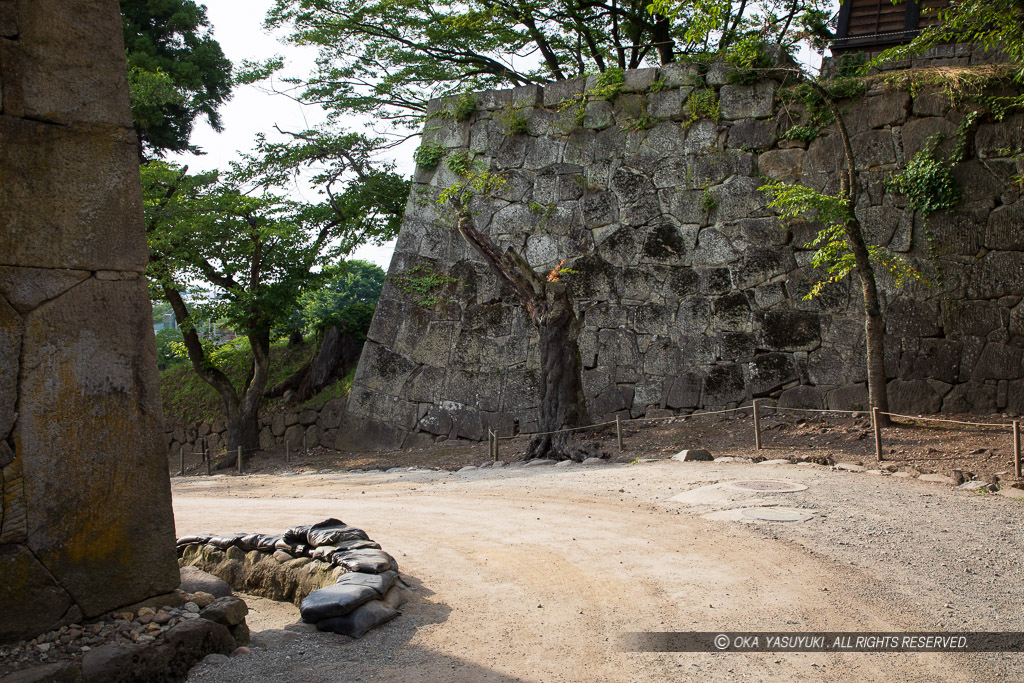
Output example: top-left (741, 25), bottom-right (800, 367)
top-left (177, 519), bottom-right (405, 638)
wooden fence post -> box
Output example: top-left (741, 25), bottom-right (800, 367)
top-left (753, 400), bottom-right (762, 451)
top-left (494, 431), bottom-right (500, 461)
top-left (872, 407), bottom-right (883, 463)
top-left (1014, 420), bottom-right (1021, 479)
top-left (285, 441), bottom-right (290, 464)
top-left (179, 447), bottom-right (184, 477)
top-left (204, 439), bottom-right (211, 476)
top-left (616, 415), bottom-right (623, 452)
top-left (237, 446), bottom-right (243, 474)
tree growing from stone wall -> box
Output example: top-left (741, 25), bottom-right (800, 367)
top-left (760, 76), bottom-right (927, 425)
top-left (439, 173), bottom-right (600, 461)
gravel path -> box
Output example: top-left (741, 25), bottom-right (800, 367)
top-left (173, 459), bottom-right (1023, 682)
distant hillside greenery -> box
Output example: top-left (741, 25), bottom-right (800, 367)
top-left (158, 261), bottom-right (383, 424)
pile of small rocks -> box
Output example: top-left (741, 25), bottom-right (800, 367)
top-left (0, 590), bottom-right (250, 682)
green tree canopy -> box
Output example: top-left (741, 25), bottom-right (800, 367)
top-left (122, 0), bottom-right (234, 157)
top-left (298, 260), bottom-right (386, 335)
top-left (251, 0), bottom-right (691, 127)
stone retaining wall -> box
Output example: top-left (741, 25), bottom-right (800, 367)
top-left (163, 399), bottom-right (347, 458)
top-left (342, 62), bottom-right (1024, 449)
top-left (0, 0), bottom-right (179, 641)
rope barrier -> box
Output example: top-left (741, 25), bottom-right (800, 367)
top-left (487, 405), bottom-right (1016, 443)
top-left (878, 411), bottom-right (1013, 429)
top-left (768, 406), bottom-right (863, 415)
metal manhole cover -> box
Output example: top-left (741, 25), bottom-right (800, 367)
top-left (725, 480), bottom-right (808, 493)
top-left (741, 508), bottom-right (813, 522)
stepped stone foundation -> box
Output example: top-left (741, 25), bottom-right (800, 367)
top-left (344, 63), bottom-right (1024, 448)
top-left (0, 0), bottom-right (179, 641)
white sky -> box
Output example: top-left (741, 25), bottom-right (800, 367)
top-left (168, 0), bottom-right (412, 270)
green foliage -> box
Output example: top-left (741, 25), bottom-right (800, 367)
top-left (700, 186), bottom-right (717, 214)
top-left (298, 260), bottom-right (385, 334)
top-left (780, 125), bottom-right (818, 143)
top-left (496, 103), bottom-right (531, 136)
top-left (160, 338), bottom-right (314, 423)
top-left (682, 88), bottom-right (720, 127)
top-left (760, 182), bottom-right (927, 299)
top-left (414, 142), bottom-right (446, 170)
top-left (776, 77), bottom-right (867, 139)
top-left (444, 150), bottom-right (476, 176)
top-left (621, 115), bottom-right (657, 132)
top-left (261, 0), bottom-right (687, 129)
top-left (888, 137), bottom-right (961, 217)
top-left (155, 327), bottom-right (187, 369)
top-left (390, 264), bottom-right (458, 307)
top-left (591, 67), bottom-right (625, 101)
top-left (437, 170), bottom-right (507, 205)
top-left (437, 91), bottom-right (478, 121)
top-left (649, 77), bottom-right (668, 94)
top-left (120, 0), bottom-right (233, 157)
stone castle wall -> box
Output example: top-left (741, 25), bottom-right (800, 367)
top-left (163, 399), bottom-right (348, 459)
top-left (0, 0), bottom-right (179, 641)
top-left (342, 62), bottom-right (1024, 449)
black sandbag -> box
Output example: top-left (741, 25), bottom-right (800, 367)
top-left (310, 545), bottom-right (338, 562)
top-left (207, 533), bottom-right (246, 549)
top-left (307, 519), bottom-right (369, 547)
top-left (256, 534), bottom-right (282, 552)
top-left (236, 533), bottom-right (263, 551)
top-left (274, 538), bottom-right (310, 556)
top-left (334, 570), bottom-right (398, 597)
top-left (315, 600), bottom-right (400, 638)
top-left (333, 539), bottom-right (380, 552)
top-left (331, 549), bottom-right (397, 574)
top-left (176, 534), bottom-right (211, 547)
top-left (282, 523), bottom-right (315, 545)
top-left (300, 584), bottom-right (379, 623)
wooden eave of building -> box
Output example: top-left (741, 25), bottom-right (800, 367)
top-left (831, 0), bottom-right (950, 54)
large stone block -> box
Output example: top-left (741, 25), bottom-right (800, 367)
top-left (4, 0), bottom-right (132, 126)
top-left (719, 81), bottom-right (775, 119)
top-left (0, 117), bottom-right (146, 271)
top-left (0, 293), bottom-right (19, 439)
top-left (15, 278), bottom-right (178, 617)
top-left (0, 544), bottom-right (75, 641)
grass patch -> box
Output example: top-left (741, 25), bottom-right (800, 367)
top-left (160, 339), bottom-right (316, 424)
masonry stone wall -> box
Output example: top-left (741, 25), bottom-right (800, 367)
top-left (342, 62), bottom-right (1024, 449)
top-left (164, 399), bottom-right (348, 459)
top-left (0, 0), bottom-right (179, 641)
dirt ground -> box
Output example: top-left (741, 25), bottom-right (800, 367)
top-left (173, 438), bottom-right (1024, 682)
top-left (175, 409), bottom-right (1024, 487)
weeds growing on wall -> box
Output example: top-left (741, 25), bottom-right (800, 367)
top-left (436, 91), bottom-right (477, 121)
top-left (497, 102), bottom-right (531, 136)
top-left (682, 88), bottom-right (720, 127)
top-left (444, 150), bottom-right (476, 176)
top-left (889, 135), bottom-right (962, 216)
top-left (413, 142), bottom-right (446, 170)
top-left (390, 263), bottom-right (458, 307)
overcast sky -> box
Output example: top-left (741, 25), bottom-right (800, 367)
top-left (168, 0), bottom-right (411, 270)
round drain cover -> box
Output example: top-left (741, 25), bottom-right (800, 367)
top-left (725, 480), bottom-right (808, 493)
top-left (741, 507), bottom-right (813, 522)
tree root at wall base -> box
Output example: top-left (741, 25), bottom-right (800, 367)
top-left (525, 433), bottom-right (608, 462)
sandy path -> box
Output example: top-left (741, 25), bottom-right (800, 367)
top-left (173, 461), bottom-right (1022, 682)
